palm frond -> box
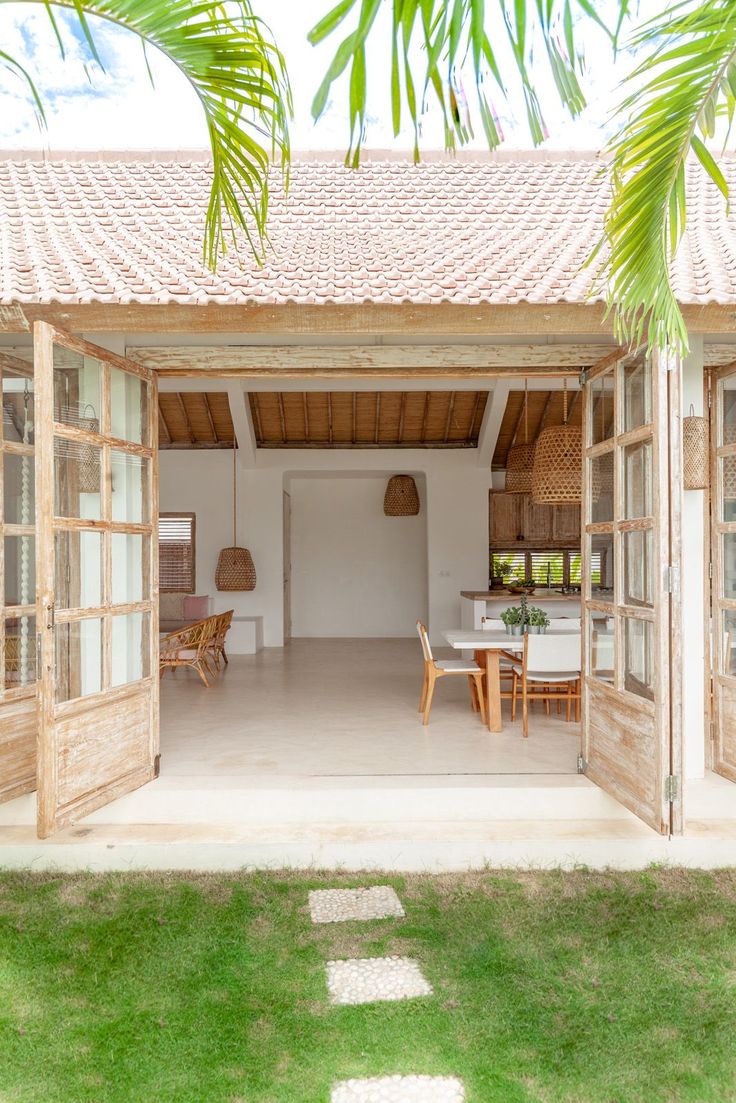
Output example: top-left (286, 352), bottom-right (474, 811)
top-left (309, 0), bottom-right (622, 163)
top-left (602, 0), bottom-right (736, 350)
top-left (4, 0), bottom-right (292, 266)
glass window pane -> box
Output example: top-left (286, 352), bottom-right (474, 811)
top-left (590, 451), bottom-right (614, 523)
top-left (110, 367), bottom-right (148, 446)
top-left (623, 439), bottom-right (653, 519)
top-left (53, 348), bottom-right (102, 433)
top-left (721, 377), bottom-right (736, 447)
top-left (589, 532), bottom-right (614, 599)
top-left (54, 437), bottom-right (103, 519)
top-left (721, 610), bottom-right (736, 676)
top-left (588, 612), bottom-right (614, 683)
top-left (529, 552), bottom-right (564, 586)
top-left (722, 533), bottom-right (736, 599)
top-left (590, 372), bottom-right (614, 446)
top-left (3, 452), bottom-right (34, 524)
top-left (111, 612), bottom-right (149, 687)
top-left (623, 617), bottom-right (654, 701)
top-left (111, 451), bottom-right (148, 524)
top-left (55, 530), bottom-right (102, 609)
top-left (721, 455), bottom-right (736, 522)
top-left (4, 534), bottom-right (35, 607)
top-left (54, 617), bottom-right (103, 704)
top-left (2, 361), bottom-right (34, 444)
top-left (5, 614), bottom-right (36, 689)
top-left (111, 533), bottom-right (147, 604)
top-left (623, 356), bottom-right (651, 431)
top-left (623, 528), bottom-right (654, 608)
top-left (491, 552), bottom-right (526, 586)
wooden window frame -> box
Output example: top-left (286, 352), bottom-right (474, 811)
top-left (489, 548), bottom-right (599, 590)
top-left (159, 512), bottom-right (196, 594)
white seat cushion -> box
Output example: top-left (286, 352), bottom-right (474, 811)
top-left (512, 665), bottom-right (579, 682)
top-left (436, 660), bottom-right (481, 673)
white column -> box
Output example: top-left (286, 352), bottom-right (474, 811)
top-left (681, 334), bottom-right (706, 779)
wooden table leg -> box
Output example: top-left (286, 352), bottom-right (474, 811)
top-left (485, 650), bottom-right (502, 732)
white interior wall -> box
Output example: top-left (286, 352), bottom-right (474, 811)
top-left (288, 473), bottom-right (427, 637)
top-left (158, 448), bottom-right (491, 647)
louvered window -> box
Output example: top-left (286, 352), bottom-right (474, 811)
top-left (159, 513), bottom-right (195, 593)
top-left (490, 549), bottom-right (602, 591)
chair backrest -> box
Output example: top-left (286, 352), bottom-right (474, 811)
top-left (525, 632), bottom-right (581, 674)
top-left (481, 617), bottom-right (504, 630)
top-left (416, 620), bottom-right (433, 662)
top-left (548, 617), bottom-right (581, 633)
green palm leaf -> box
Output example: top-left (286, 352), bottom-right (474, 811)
top-left (2, 0), bottom-right (292, 266)
top-left (602, 0), bottom-right (736, 350)
top-left (309, 0), bottom-right (615, 164)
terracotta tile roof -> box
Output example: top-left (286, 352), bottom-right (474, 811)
top-left (0, 153), bottom-right (734, 308)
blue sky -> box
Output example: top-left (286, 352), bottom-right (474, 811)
top-left (0, 1), bottom-right (649, 152)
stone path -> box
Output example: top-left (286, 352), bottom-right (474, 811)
top-left (326, 956), bottom-right (433, 1006)
top-left (309, 886), bottom-right (405, 924)
top-left (331, 1075), bottom-right (465, 1102)
top-left (310, 884), bottom-right (466, 1101)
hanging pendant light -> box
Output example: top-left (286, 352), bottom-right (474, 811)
top-left (532, 379), bottom-right (584, 505)
top-left (384, 474), bottom-right (420, 516)
top-left (505, 379), bottom-right (535, 494)
top-left (215, 447), bottom-right (256, 591)
top-left (683, 404), bottom-right (708, 491)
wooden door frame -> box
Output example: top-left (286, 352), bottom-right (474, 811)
top-left (34, 321), bottom-right (159, 837)
top-left (580, 348), bottom-right (683, 835)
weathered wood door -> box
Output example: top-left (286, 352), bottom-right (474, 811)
top-left (0, 350), bottom-right (38, 803)
top-left (34, 323), bottom-right (159, 837)
top-left (581, 349), bottom-right (682, 834)
top-left (710, 360), bottom-right (736, 782)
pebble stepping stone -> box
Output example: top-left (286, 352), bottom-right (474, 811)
top-left (331, 1075), bottom-right (465, 1102)
top-left (309, 886), bottom-right (405, 924)
top-left (326, 956), bottom-right (433, 1006)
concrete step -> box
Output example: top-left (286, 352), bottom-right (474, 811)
top-left (0, 773), bottom-right (640, 827)
top-left (0, 818), bottom-right (734, 871)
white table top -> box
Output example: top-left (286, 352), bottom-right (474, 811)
top-left (443, 629), bottom-right (525, 651)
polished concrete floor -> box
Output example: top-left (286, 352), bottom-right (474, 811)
top-left (160, 638), bottom-right (581, 779)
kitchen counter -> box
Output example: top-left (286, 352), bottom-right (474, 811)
top-left (460, 590), bottom-right (580, 602)
top-left (460, 589), bottom-right (582, 631)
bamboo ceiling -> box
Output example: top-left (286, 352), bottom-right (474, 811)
top-left (249, 390), bottom-right (488, 448)
top-left (158, 392), bottom-right (235, 449)
top-left (491, 389), bottom-right (587, 469)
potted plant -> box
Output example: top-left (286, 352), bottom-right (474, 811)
top-left (500, 605), bottom-right (524, 635)
top-left (527, 606), bottom-right (550, 634)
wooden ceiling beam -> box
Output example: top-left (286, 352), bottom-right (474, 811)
top-left (277, 392), bottom-right (287, 443)
top-left (375, 393), bottom-right (381, 444)
top-left (176, 393), bottom-right (195, 443)
top-left (327, 392), bottom-right (333, 445)
top-left (443, 392), bottom-right (457, 443)
top-left (398, 392), bottom-right (406, 443)
top-left (466, 391), bottom-right (481, 445)
top-left (158, 405), bottom-right (172, 444)
top-left (251, 392), bottom-right (263, 442)
top-left (202, 392), bottom-right (218, 443)
top-left (420, 392), bottom-right (431, 443)
top-left (303, 393), bottom-right (310, 441)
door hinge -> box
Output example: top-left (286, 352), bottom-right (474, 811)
top-left (664, 775), bottom-right (680, 802)
top-left (577, 754), bottom-right (587, 774)
top-left (664, 565), bottom-right (680, 594)
top-left (46, 602), bottom-right (55, 629)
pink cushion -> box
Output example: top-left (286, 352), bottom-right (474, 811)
top-left (183, 595), bottom-right (209, 620)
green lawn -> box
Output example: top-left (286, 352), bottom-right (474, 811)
top-left (1, 869), bottom-right (735, 1102)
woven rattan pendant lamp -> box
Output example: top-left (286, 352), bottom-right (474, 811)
top-left (505, 379), bottom-right (535, 493)
top-left (384, 474), bottom-right (420, 516)
top-left (215, 447), bottom-right (256, 591)
top-left (532, 379), bottom-right (582, 505)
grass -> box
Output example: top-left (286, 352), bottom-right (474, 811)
top-left (1, 868), bottom-right (736, 1102)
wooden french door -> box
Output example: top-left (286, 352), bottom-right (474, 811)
top-left (581, 349), bottom-right (682, 835)
top-left (710, 361), bottom-right (736, 782)
top-left (0, 349), bottom-right (38, 803)
top-left (35, 322), bottom-right (159, 837)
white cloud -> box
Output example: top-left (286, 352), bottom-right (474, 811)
top-left (0, 0), bottom-right (653, 152)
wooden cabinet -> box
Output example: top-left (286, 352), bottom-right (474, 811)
top-left (489, 492), bottom-right (581, 547)
top-left (489, 492), bottom-right (523, 545)
top-left (553, 504), bottom-right (581, 543)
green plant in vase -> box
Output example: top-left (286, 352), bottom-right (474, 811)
top-left (527, 606), bottom-right (550, 634)
top-left (500, 605), bottom-right (524, 636)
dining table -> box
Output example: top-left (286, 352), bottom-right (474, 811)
top-left (443, 629), bottom-right (526, 733)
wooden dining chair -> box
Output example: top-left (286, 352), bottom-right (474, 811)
top-left (511, 632), bottom-right (581, 737)
top-left (416, 620), bottom-right (487, 727)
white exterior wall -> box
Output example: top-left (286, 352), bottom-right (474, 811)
top-left (158, 448), bottom-right (491, 647)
